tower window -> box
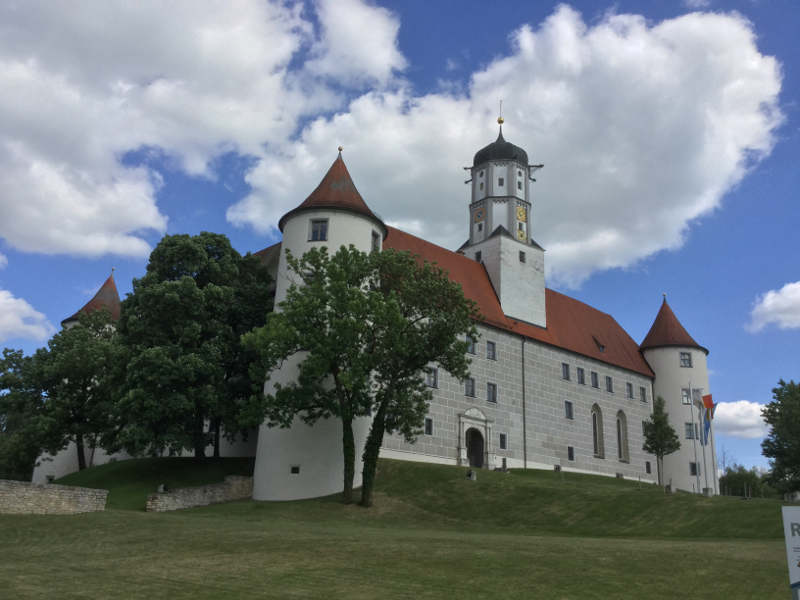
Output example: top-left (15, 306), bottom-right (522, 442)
top-left (477, 223), bottom-right (483, 232)
top-left (498, 177), bottom-right (504, 187)
top-left (517, 181), bottom-right (522, 191)
top-left (479, 182), bottom-right (484, 191)
top-left (680, 352), bottom-right (693, 368)
top-left (479, 170), bottom-right (484, 178)
top-left (519, 251), bottom-right (526, 263)
top-left (371, 231), bottom-right (380, 252)
top-left (309, 219), bottom-right (328, 242)
top-left (475, 251), bottom-right (482, 262)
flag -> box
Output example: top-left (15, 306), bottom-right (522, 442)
top-left (702, 394), bottom-right (714, 444)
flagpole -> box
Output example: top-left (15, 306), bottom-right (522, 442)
top-left (709, 404), bottom-right (719, 494)
top-left (698, 388), bottom-right (709, 493)
top-left (688, 380), bottom-right (701, 494)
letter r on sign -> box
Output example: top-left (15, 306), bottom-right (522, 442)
top-left (792, 523), bottom-right (800, 536)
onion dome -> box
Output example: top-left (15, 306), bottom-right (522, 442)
top-left (473, 126), bottom-right (529, 167)
top-left (640, 296), bottom-right (708, 354)
top-left (278, 151), bottom-right (386, 236)
top-left (61, 274), bottom-right (121, 327)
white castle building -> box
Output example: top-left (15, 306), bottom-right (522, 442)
top-left (35, 123), bottom-right (719, 497)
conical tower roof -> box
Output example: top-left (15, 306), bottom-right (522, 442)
top-left (640, 297), bottom-right (707, 354)
top-left (61, 274), bottom-right (121, 327)
top-left (278, 152), bottom-right (386, 235)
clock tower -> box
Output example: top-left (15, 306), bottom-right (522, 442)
top-left (461, 119), bottom-right (546, 327)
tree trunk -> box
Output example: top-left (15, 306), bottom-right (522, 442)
top-left (360, 401), bottom-right (387, 507)
top-left (341, 416), bottom-right (355, 504)
top-left (75, 433), bottom-right (87, 471)
top-left (193, 413), bottom-right (206, 459)
top-left (213, 418), bottom-right (221, 458)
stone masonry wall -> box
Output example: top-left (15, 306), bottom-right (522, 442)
top-left (0, 479), bottom-right (108, 514)
top-left (146, 476), bottom-right (253, 512)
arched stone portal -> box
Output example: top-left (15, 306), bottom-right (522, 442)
top-left (465, 428), bottom-right (485, 468)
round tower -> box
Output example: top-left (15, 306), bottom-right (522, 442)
top-left (641, 297), bottom-right (718, 495)
top-left (252, 150), bottom-right (387, 501)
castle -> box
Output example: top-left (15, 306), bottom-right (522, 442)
top-left (33, 123), bottom-right (719, 497)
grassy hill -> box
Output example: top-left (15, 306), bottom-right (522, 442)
top-left (1, 458), bottom-right (791, 599)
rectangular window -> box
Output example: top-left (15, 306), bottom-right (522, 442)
top-left (498, 177), bottom-right (504, 187)
top-left (605, 376), bottom-right (613, 393)
top-left (568, 446), bottom-right (575, 461)
top-left (642, 420), bottom-right (647, 435)
top-left (466, 335), bottom-right (476, 354)
top-left (371, 231), bottom-right (380, 252)
top-left (487, 341), bottom-right (496, 360)
top-left (692, 389), bottom-right (702, 405)
top-left (290, 465), bottom-right (300, 475)
top-left (680, 352), bottom-right (693, 368)
top-left (519, 251), bottom-right (526, 263)
top-left (681, 388), bottom-right (691, 404)
top-left (577, 368), bottom-right (585, 385)
top-left (465, 377), bottom-right (475, 397)
top-left (685, 422), bottom-right (695, 440)
top-left (517, 180), bottom-right (522, 191)
top-left (626, 382), bottom-right (633, 398)
top-left (562, 363), bottom-right (570, 380)
top-left (645, 461), bottom-right (651, 474)
top-left (475, 251), bottom-right (481, 262)
top-left (690, 462), bottom-right (699, 476)
top-left (426, 368), bottom-right (438, 388)
top-left (487, 382), bottom-right (497, 403)
top-left (465, 377), bottom-right (476, 397)
top-left (424, 417), bottom-right (433, 436)
top-left (591, 371), bottom-right (599, 388)
top-left (309, 219), bottom-right (328, 241)
top-left (639, 386), bottom-right (647, 403)
top-left (565, 400), bottom-right (574, 420)
top-left (499, 433), bottom-right (507, 450)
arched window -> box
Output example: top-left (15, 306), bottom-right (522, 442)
top-left (616, 410), bottom-right (629, 462)
top-left (591, 404), bottom-right (604, 458)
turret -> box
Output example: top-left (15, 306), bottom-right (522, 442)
top-left (61, 272), bottom-right (121, 329)
top-left (461, 119), bottom-right (546, 327)
top-left (641, 296), bottom-right (717, 495)
top-left (252, 149), bottom-right (385, 501)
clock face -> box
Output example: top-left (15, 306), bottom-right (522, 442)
top-left (473, 208), bottom-right (485, 222)
top-left (517, 228), bottom-right (526, 241)
top-left (516, 205), bottom-right (527, 221)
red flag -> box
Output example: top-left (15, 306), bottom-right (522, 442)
top-left (702, 394), bottom-right (713, 409)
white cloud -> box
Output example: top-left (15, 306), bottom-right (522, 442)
top-left (0, 253), bottom-right (6, 269)
top-left (0, 289), bottom-right (54, 343)
top-left (714, 400), bottom-right (768, 439)
top-left (304, 0), bottom-right (406, 86)
top-left (0, 3), bottom-right (783, 287)
top-left (683, 0), bottom-right (711, 9)
top-left (748, 281), bottom-right (800, 332)
top-left (229, 5), bottom-right (783, 287)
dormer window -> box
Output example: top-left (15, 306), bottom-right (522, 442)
top-left (592, 335), bottom-right (605, 353)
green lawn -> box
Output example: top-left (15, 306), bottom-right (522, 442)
top-left (0, 458), bottom-right (792, 599)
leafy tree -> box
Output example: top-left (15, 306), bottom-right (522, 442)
top-left (761, 379), bottom-right (800, 493)
top-left (117, 232), bottom-right (272, 458)
top-left (0, 349), bottom-right (46, 480)
top-left (243, 245), bottom-right (478, 505)
top-left (719, 463), bottom-right (776, 498)
top-left (643, 396), bottom-right (681, 487)
top-left (359, 249), bottom-right (478, 507)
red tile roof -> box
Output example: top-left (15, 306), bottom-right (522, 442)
top-left (640, 297), bottom-right (707, 354)
top-left (61, 274), bottom-right (121, 326)
top-left (383, 227), bottom-right (654, 378)
top-left (278, 153), bottom-right (386, 235)
top-left (255, 227), bottom-right (655, 378)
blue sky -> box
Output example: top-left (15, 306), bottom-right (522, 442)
top-left (0, 0), bottom-right (797, 469)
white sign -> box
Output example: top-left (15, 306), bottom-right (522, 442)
top-left (782, 506), bottom-right (800, 590)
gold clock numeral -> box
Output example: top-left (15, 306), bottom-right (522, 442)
top-left (473, 209), bottom-right (485, 223)
top-left (517, 228), bottom-right (526, 241)
top-left (516, 206), bottom-right (527, 221)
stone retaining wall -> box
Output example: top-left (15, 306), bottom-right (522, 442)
top-left (146, 476), bottom-right (253, 512)
top-left (0, 479), bottom-right (108, 514)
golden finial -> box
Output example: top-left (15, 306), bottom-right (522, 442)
top-left (498, 99), bottom-right (504, 125)
top-left (338, 145), bottom-right (343, 153)
top-left (497, 116), bottom-right (504, 125)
